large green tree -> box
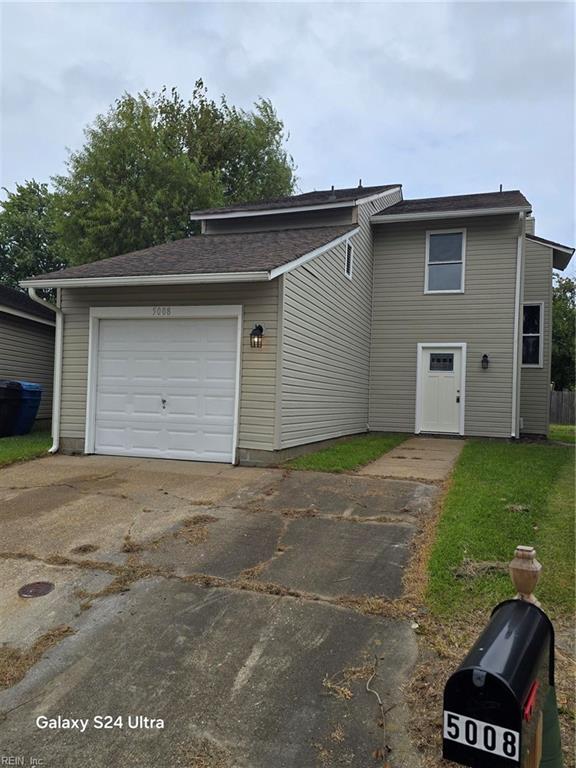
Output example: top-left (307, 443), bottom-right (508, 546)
top-left (54, 82), bottom-right (296, 264)
top-left (551, 274), bottom-right (575, 390)
top-left (0, 180), bottom-right (67, 288)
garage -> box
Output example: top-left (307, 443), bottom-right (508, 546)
top-left (86, 306), bottom-right (241, 463)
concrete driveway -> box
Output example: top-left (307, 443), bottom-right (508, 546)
top-left (0, 454), bottom-right (440, 767)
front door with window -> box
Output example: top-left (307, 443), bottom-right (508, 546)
top-left (418, 347), bottom-right (463, 434)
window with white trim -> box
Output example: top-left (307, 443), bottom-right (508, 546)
top-left (522, 303), bottom-right (543, 367)
top-left (345, 241), bottom-right (354, 279)
top-left (425, 230), bottom-right (465, 292)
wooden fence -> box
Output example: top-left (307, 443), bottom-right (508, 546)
top-left (550, 390), bottom-right (575, 424)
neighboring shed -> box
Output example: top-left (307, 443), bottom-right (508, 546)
top-left (0, 285), bottom-right (56, 428)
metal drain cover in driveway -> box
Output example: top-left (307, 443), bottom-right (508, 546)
top-left (18, 581), bottom-right (55, 598)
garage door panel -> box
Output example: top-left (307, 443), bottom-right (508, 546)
top-left (93, 316), bottom-right (238, 462)
top-left (204, 395), bottom-right (235, 418)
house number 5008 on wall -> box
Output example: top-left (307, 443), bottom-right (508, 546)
top-left (152, 306), bottom-right (172, 317)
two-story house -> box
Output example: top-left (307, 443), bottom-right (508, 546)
top-left (22, 184), bottom-right (574, 464)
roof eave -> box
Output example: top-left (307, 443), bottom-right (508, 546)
top-left (525, 234), bottom-right (575, 271)
top-left (190, 187), bottom-right (402, 221)
top-left (20, 271), bottom-right (271, 290)
top-left (0, 303), bottom-right (56, 327)
top-left (553, 251), bottom-right (574, 271)
top-left (371, 206), bottom-right (532, 223)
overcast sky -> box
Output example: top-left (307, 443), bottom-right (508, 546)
top-left (1, 1), bottom-right (574, 270)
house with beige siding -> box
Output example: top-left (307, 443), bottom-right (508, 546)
top-left (0, 285), bottom-right (56, 429)
top-left (21, 185), bottom-right (573, 464)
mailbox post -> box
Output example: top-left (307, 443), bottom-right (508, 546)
top-left (443, 546), bottom-right (562, 768)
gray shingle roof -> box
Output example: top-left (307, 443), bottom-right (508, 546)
top-left (190, 184), bottom-right (400, 217)
top-left (374, 190), bottom-right (531, 217)
top-left (0, 284), bottom-right (55, 321)
top-left (28, 226), bottom-right (357, 282)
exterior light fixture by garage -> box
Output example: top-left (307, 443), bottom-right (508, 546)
top-left (481, 354), bottom-right (490, 370)
top-left (250, 324), bottom-right (264, 349)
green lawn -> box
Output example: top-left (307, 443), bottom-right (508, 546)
top-left (427, 440), bottom-right (575, 618)
top-left (285, 433), bottom-right (408, 473)
top-left (0, 431), bottom-right (51, 468)
top-left (549, 423), bottom-right (576, 444)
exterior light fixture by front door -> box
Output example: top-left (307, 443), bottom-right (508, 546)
top-left (250, 324), bottom-right (264, 349)
top-left (481, 354), bottom-right (490, 369)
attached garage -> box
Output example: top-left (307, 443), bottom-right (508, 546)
top-left (86, 306), bottom-right (241, 463)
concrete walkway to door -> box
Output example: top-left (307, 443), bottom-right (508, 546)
top-left (359, 437), bottom-right (466, 482)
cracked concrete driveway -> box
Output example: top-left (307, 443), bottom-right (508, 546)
top-left (0, 454), bottom-right (440, 767)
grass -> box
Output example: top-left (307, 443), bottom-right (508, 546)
top-left (550, 423), bottom-right (576, 444)
top-left (0, 431), bottom-right (51, 468)
top-left (284, 432), bottom-right (408, 473)
top-left (410, 439), bottom-right (575, 768)
top-left (427, 439), bottom-right (575, 617)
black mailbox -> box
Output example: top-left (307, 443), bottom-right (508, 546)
top-left (443, 599), bottom-right (554, 767)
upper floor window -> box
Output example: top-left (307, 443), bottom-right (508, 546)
top-left (345, 241), bottom-right (354, 279)
top-left (522, 303), bottom-right (543, 367)
top-left (425, 230), bottom-right (466, 293)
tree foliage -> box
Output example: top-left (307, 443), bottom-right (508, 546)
top-left (53, 82), bottom-right (296, 264)
top-left (551, 274), bottom-right (575, 390)
top-left (0, 180), bottom-right (68, 289)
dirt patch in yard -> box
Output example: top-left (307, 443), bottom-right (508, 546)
top-left (0, 625), bottom-right (75, 690)
top-left (452, 558), bottom-right (509, 579)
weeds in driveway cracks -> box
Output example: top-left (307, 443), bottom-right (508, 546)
top-left (0, 626), bottom-right (75, 690)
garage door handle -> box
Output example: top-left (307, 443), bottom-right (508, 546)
top-left (456, 396), bottom-right (460, 403)
top-left (161, 398), bottom-right (167, 409)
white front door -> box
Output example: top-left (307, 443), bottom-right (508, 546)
top-left (418, 347), bottom-right (463, 434)
top-left (93, 316), bottom-right (238, 462)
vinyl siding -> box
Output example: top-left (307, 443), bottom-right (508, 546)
top-left (0, 313), bottom-right (55, 422)
top-left (520, 239), bottom-right (552, 435)
top-left (204, 207), bottom-right (355, 234)
top-left (279, 192), bottom-right (402, 448)
top-left (59, 283), bottom-right (278, 451)
top-left (369, 214), bottom-right (521, 438)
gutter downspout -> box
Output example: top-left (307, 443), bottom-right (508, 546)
top-left (511, 212), bottom-right (526, 438)
top-left (27, 287), bottom-right (63, 454)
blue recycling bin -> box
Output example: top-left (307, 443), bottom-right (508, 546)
top-left (12, 381), bottom-right (43, 436)
top-left (0, 381), bottom-right (22, 437)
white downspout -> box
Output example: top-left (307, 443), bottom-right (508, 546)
top-left (511, 212), bottom-right (525, 438)
top-left (27, 287), bottom-right (63, 454)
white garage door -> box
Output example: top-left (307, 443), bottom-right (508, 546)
top-left (94, 317), bottom-right (239, 462)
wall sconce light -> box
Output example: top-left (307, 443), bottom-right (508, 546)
top-left (250, 324), bottom-right (264, 349)
top-left (481, 354), bottom-right (490, 370)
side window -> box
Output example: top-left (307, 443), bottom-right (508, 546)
top-left (345, 241), bottom-right (354, 279)
top-left (522, 303), bottom-right (543, 366)
top-left (426, 231), bottom-right (465, 292)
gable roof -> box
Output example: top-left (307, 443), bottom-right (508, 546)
top-left (22, 225), bottom-right (358, 288)
top-left (526, 233), bottom-right (575, 271)
top-left (372, 190), bottom-right (532, 221)
top-left (0, 284), bottom-right (56, 324)
top-left (189, 184), bottom-right (400, 219)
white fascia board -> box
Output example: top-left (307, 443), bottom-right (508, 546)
top-left (0, 304), bottom-right (56, 327)
top-left (21, 271), bottom-right (270, 289)
top-left (190, 200), bottom-right (354, 221)
top-left (371, 206), bottom-right (532, 223)
top-left (356, 186), bottom-right (402, 206)
top-left (268, 228), bottom-right (360, 280)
